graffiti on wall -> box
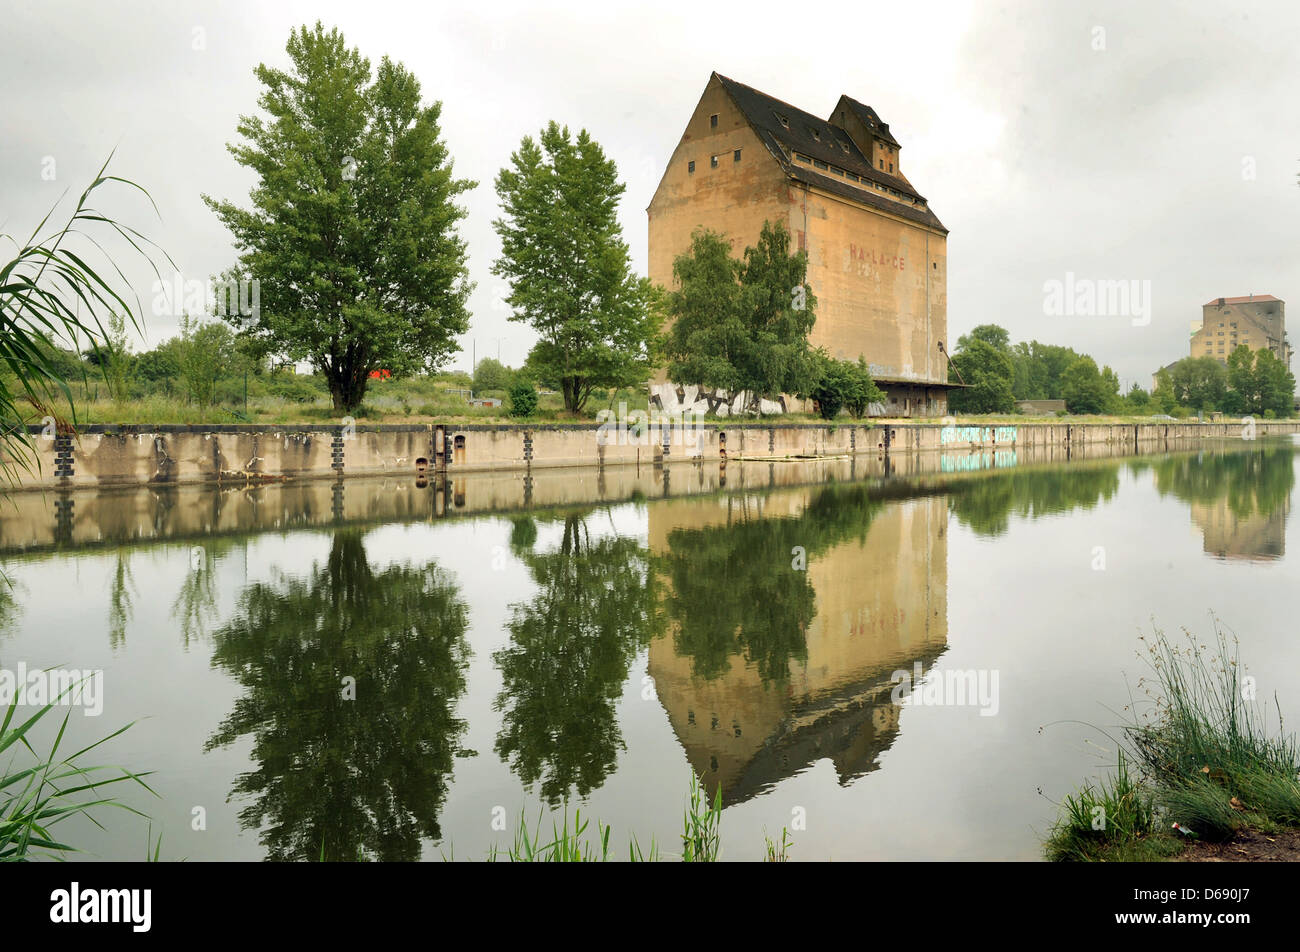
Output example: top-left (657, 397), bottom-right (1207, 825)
top-left (939, 425), bottom-right (1017, 446)
top-left (940, 450), bottom-right (1018, 473)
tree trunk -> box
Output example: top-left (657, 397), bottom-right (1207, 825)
top-left (328, 363), bottom-right (369, 413)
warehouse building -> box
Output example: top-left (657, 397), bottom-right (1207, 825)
top-left (648, 72), bottom-right (955, 417)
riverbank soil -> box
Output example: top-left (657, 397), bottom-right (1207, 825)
top-left (1178, 828), bottom-right (1300, 861)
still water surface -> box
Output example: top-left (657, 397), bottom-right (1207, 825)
top-left (3, 439), bottom-right (1298, 860)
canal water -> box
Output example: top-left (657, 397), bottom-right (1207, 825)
top-left (3, 438), bottom-right (1298, 861)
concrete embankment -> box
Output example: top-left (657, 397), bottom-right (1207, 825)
top-left (4, 419), bottom-right (1297, 490)
top-left (0, 432), bottom-right (1266, 556)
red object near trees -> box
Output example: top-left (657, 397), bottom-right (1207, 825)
top-left (368, 369), bottom-right (392, 381)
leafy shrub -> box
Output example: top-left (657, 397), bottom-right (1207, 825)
top-left (508, 381), bottom-right (538, 417)
top-left (264, 375), bottom-right (325, 403)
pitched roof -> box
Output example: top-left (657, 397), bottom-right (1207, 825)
top-left (1204, 294), bottom-right (1282, 306)
top-left (713, 73), bottom-right (947, 234)
top-left (838, 96), bottom-right (900, 147)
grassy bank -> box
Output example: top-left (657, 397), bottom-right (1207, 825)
top-left (19, 372), bottom-right (1278, 428)
top-left (1045, 623), bottom-right (1300, 861)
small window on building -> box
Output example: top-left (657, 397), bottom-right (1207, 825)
top-left (832, 167), bottom-right (844, 176)
top-left (775, 113), bottom-right (789, 129)
top-left (710, 154), bottom-right (718, 169)
top-left (889, 162), bottom-right (893, 172)
top-left (811, 128), bottom-right (821, 141)
top-left (879, 159), bottom-right (884, 169)
top-left (733, 149), bottom-right (741, 162)
top-left (710, 113), bottom-right (718, 128)
top-left (795, 153), bottom-right (811, 164)
top-left (813, 159), bottom-right (827, 170)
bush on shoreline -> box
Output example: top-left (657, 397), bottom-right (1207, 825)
top-left (1045, 623), bottom-right (1300, 861)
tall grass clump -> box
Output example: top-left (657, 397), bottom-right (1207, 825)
top-left (681, 771), bottom-right (722, 862)
top-left (1127, 622), bottom-right (1300, 841)
top-left (1044, 750), bottom-right (1173, 861)
top-left (479, 773), bottom-right (724, 862)
top-left (498, 806), bottom-right (614, 862)
top-left (1046, 620), bottom-right (1300, 860)
top-left (1, 689), bottom-right (154, 860)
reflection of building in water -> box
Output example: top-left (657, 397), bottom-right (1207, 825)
top-left (647, 491), bottom-right (947, 805)
top-left (1189, 496), bottom-right (1288, 561)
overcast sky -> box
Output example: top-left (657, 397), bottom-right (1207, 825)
top-left (2, 0), bottom-right (1297, 387)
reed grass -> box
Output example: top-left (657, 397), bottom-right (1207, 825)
top-left (1045, 621), bottom-right (1300, 861)
top-left (476, 772), bottom-right (734, 862)
top-left (1, 683), bottom-right (155, 860)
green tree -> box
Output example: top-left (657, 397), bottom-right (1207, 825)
top-left (492, 122), bottom-right (660, 413)
top-left (177, 315), bottom-right (237, 408)
top-left (1252, 349), bottom-right (1295, 417)
top-left (98, 311), bottom-right (135, 402)
top-left (1162, 356), bottom-right (1228, 412)
top-left (472, 357), bottom-right (513, 393)
top-left (948, 339), bottom-right (1014, 413)
top-left (842, 356), bottom-right (884, 418)
top-left (1060, 356), bottom-right (1117, 415)
top-left (663, 221), bottom-right (818, 415)
top-left (205, 23), bottom-right (474, 412)
top-left (1009, 341), bottom-right (1087, 401)
top-left (135, 339), bottom-right (183, 388)
top-left (1124, 383), bottom-right (1152, 412)
top-left (956, 324), bottom-right (1010, 355)
top-left (1225, 345), bottom-right (1256, 414)
top-left (507, 379), bottom-right (538, 417)
top-left (808, 352), bottom-right (883, 420)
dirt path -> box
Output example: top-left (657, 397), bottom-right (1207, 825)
top-left (1177, 828), bottom-right (1300, 861)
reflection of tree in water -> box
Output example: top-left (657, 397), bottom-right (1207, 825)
top-left (659, 483), bottom-right (885, 684)
top-left (1152, 447), bottom-right (1295, 520)
top-left (107, 551), bottom-right (135, 648)
top-left (205, 530), bottom-right (470, 861)
top-left (494, 512), bottom-right (659, 806)
top-left (508, 516), bottom-right (538, 555)
top-left (0, 572), bottom-right (21, 640)
top-left (947, 465), bottom-right (1121, 537)
top-left (171, 537), bottom-right (245, 647)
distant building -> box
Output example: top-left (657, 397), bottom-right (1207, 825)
top-left (1191, 295), bottom-right (1288, 368)
top-left (1016, 399), bottom-right (1065, 415)
top-left (648, 72), bottom-right (955, 417)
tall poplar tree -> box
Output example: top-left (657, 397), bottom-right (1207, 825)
top-left (205, 23), bottom-right (475, 412)
top-left (492, 122), bottom-right (660, 413)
